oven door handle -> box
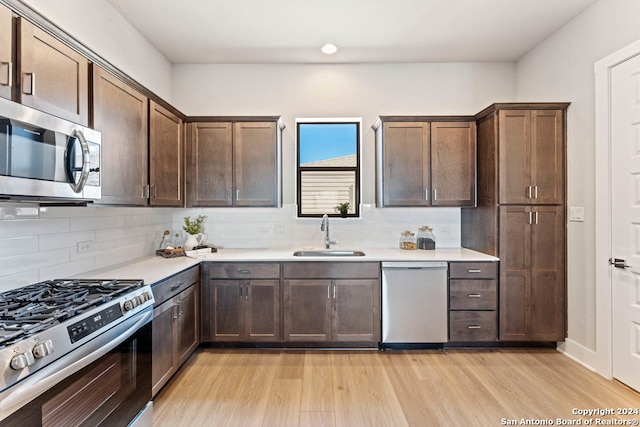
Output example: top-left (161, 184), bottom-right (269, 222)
top-left (0, 308), bottom-right (152, 415)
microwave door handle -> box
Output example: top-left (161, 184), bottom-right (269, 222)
top-left (67, 129), bottom-right (90, 193)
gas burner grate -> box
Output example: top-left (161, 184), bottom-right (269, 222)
top-left (0, 278), bottom-right (144, 348)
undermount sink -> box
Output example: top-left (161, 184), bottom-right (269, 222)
top-left (293, 250), bottom-right (366, 257)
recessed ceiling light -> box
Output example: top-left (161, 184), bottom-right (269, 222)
top-left (321, 43), bottom-right (338, 55)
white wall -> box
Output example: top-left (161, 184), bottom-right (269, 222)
top-left (20, 0), bottom-right (173, 102)
top-left (515, 0), bottom-right (640, 362)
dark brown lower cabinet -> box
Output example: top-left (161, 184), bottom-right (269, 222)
top-left (151, 266), bottom-right (200, 396)
top-left (499, 205), bottom-right (565, 341)
top-left (283, 279), bottom-right (380, 343)
top-left (152, 281), bottom-right (199, 396)
top-left (282, 262), bottom-right (381, 344)
top-left (204, 279), bottom-right (280, 341)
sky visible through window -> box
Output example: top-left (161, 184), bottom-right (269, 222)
top-left (299, 123), bottom-right (357, 165)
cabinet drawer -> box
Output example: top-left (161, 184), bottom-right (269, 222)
top-left (209, 262), bottom-right (280, 279)
top-left (283, 262), bottom-right (380, 279)
top-left (449, 262), bottom-right (497, 279)
top-left (449, 311), bottom-right (497, 341)
top-left (153, 266), bottom-right (200, 306)
top-left (449, 280), bottom-right (497, 310)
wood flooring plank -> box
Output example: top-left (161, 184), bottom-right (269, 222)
top-left (262, 379), bottom-right (303, 427)
top-left (301, 352), bottom-right (334, 412)
top-left (331, 351), bottom-right (409, 427)
top-left (299, 411), bottom-right (336, 426)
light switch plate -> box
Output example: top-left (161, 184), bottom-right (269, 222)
top-left (569, 207), bottom-right (584, 222)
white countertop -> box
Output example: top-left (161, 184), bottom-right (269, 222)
top-left (79, 247), bottom-right (497, 286)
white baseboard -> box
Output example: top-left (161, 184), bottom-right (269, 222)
top-left (557, 339), bottom-right (611, 379)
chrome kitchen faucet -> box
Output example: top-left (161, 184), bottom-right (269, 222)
top-left (321, 214), bottom-right (337, 249)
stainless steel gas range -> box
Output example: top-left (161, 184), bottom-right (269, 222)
top-left (0, 278), bottom-right (155, 426)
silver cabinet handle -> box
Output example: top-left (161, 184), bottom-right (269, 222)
top-left (236, 189), bottom-right (240, 201)
top-left (245, 284), bottom-right (249, 300)
top-left (327, 285), bottom-right (330, 299)
top-left (433, 189), bottom-right (437, 201)
top-left (528, 211), bottom-right (533, 225)
top-left (227, 189), bottom-right (232, 205)
top-left (534, 211), bottom-right (539, 225)
top-left (425, 189), bottom-right (429, 201)
top-left (1, 61), bottom-right (11, 87)
top-left (237, 269), bottom-right (251, 274)
top-left (467, 325), bottom-right (482, 329)
top-left (23, 72), bottom-right (35, 95)
top-left (467, 269), bottom-right (482, 273)
top-left (467, 294), bottom-right (482, 298)
top-left (534, 186), bottom-right (538, 199)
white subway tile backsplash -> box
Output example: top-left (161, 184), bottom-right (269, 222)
top-left (0, 236), bottom-right (38, 256)
top-left (0, 249), bottom-right (70, 277)
top-left (0, 202), bottom-right (462, 291)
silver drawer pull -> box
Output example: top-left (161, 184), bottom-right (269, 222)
top-left (467, 269), bottom-right (482, 273)
top-left (467, 294), bottom-right (482, 298)
top-left (170, 282), bottom-right (184, 291)
top-left (467, 325), bottom-right (482, 329)
top-left (237, 269), bottom-right (251, 274)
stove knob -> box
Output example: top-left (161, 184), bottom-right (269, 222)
top-left (10, 351), bottom-right (35, 370)
top-left (123, 298), bottom-right (137, 311)
top-left (33, 340), bottom-right (54, 359)
top-left (145, 291), bottom-right (153, 301)
top-left (136, 295), bottom-right (146, 305)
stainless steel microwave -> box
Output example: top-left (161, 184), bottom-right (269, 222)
top-left (0, 97), bottom-right (101, 203)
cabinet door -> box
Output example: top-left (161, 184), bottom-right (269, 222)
top-left (382, 122), bottom-right (430, 206)
top-left (150, 101), bottom-right (183, 207)
top-left (531, 110), bottom-right (564, 205)
top-left (17, 19), bottom-right (88, 125)
top-left (210, 281), bottom-right (244, 341)
top-left (189, 122), bottom-right (233, 206)
top-left (530, 206), bottom-right (565, 340)
top-left (284, 280), bottom-right (331, 341)
top-left (498, 110), bottom-right (530, 204)
top-left (176, 284), bottom-right (199, 366)
top-left (498, 205), bottom-right (530, 340)
top-left (233, 122), bottom-right (277, 206)
top-left (152, 298), bottom-right (176, 396)
top-left (246, 280), bottom-right (280, 341)
top-left (0, 4), bottom-right (11, 100)
top-left (431, 121), bottom-right (476, 206)
top-left (92, 66), bottom-right (148, 205)
top-left (332, 279), bottom-right (380, 342)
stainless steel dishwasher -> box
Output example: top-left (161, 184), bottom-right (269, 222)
top-left (381, 261), bottom-right (448, 344)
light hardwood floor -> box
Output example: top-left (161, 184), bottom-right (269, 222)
top-left (152, 348), bottom-right (640, 426)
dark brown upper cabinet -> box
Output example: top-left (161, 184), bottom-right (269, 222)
top-left (149, 101), bottom-right (184, 207)
top-left (0, 4), bottom-right (12, 100)
top-left (92, 65), bottom-right (149, 206)
top-left (17, 18), bottom-right (89, 125)
top-left (498, 109), bottom-right (564, 205)
top-left (187, 119), bottom-right (283, 208)
top-left (374, 117), bottom-right (476, 207)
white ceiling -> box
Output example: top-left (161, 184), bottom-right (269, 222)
top-left (106, 0), bottom-right (598, 64)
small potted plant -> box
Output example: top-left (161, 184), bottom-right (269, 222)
top-left (182, 215), bottom-right (207, 249)
top-left (334, 201), bottom-right (350, 218)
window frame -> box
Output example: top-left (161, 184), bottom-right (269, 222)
top-left (296, 118), bottom-right (362, 218)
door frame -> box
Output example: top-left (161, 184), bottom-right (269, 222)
top-left (594, 38), bottom-right (640, 379)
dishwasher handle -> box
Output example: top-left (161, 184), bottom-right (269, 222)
top-left (382, 261), bottom-right (447, 269)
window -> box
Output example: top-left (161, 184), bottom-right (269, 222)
top-left (296, 120), bottom-right (360, 217)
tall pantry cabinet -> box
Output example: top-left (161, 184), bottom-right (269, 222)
top-left (462, 103), bottom-right (569, 342)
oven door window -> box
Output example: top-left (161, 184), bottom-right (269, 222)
top-left (3, 322), bottom-right (151, 427)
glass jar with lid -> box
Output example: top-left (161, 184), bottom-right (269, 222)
top-left (417, 226), bottom-right (436, 250)
top-left (399, 231), bottom-right (417, 250)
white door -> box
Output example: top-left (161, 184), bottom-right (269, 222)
top-left (611, 53), bottom-right (640, 392)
